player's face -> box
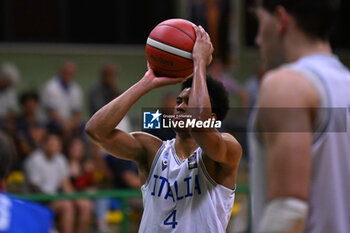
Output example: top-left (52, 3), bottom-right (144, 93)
top-left (255, 7), bottom-right (284, 69)
top-left (175, 88), bottom-right (190, 116)
top-left (173, 88), bottom-right (191, 132)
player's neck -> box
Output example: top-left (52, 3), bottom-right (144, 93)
top-left (174, 134), bottom-right (198, 161)
top-left (285, 33), bottom-right (332, 63)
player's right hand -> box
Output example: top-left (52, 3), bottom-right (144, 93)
top-left (192, 25), bottom-right (213, 66)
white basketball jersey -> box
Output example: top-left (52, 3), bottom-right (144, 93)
top-left (138, 139), bottom-right (235, 233)
top-left (249, 54), bottom-right (350, 233)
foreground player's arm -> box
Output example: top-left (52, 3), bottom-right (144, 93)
top-left (85, 69), bottom-right (183, 165)
top-left (189, 26), bottom-right (241, 168)
top-left (257, 69), bottom-right (319, 233)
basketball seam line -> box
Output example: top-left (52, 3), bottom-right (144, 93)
top-left (158, 24), bottom-right (195, 42)
top-left (148, 36), bottom-right (192, 54)
top-left (147, 43), bottom-right (193, 62)
top-left (147, 38), bottom-right (193, 60)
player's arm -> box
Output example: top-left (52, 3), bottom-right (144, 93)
top-left (188, 26), bottom-right (241, 168)
top-left (257, 69), bottom-right (319, 233)
top-left (85, 67), bottom-right (183, 164)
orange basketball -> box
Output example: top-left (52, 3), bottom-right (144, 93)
top-left (146, 18), bottom-right (196, 78)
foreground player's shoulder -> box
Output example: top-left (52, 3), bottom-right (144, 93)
top-left (260, 67), bottom-right (319, 107)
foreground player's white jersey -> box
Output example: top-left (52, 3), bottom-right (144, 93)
top-left (138, 139), bottom-right (235, 233)
top-left (250, 54), bottom-right (350, 233)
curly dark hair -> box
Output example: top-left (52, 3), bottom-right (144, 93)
top-left (181, 76), bottom-right (229, 121)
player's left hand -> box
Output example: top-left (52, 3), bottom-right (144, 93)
top-left (192, 25), bottom-right (214, 66)
top-left (141, 62), bottom-right (185, 89)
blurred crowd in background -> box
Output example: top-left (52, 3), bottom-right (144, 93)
top-left (0, 60), bottom-right (143, 233)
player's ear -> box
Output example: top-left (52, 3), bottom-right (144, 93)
top-left (275, 5), bottom-right (290, 36)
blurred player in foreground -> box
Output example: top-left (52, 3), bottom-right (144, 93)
top-left (86, 25), bottom-right (241, 232)
top-left (0, 131), bottom-right (54, 233)
top-left (250, 0), bottom-right (350, 232)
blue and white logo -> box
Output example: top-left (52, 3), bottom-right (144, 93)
top-left (143, 109), bottom-right (162, 129)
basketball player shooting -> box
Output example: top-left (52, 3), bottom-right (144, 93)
top-left (85, 25), bottom-right (242, 232)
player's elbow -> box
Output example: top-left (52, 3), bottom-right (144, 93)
top-left (85, 119), bottom-right (102, 143)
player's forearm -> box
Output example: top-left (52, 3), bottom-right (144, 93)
top-left (85, 79), bottom-right (152, 141)
top-left (188, 59), bottom-right (225, 161)
top-left (189, 59), bottom-right (212, 121)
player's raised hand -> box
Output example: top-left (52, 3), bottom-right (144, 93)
top-left (192, 25), bottom-right (214, 66)
top-left (141, 62), bottom-right (185, 89)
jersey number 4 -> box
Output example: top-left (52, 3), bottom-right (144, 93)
top-left (164, 210), bottom-right (178, 229)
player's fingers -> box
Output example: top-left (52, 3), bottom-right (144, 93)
top-left (193, 25), bottom-right (201, 40)
top-left (198, 26), bottom-right (204, 37)
top-left (199, 25), bottom-right (207, 38)
top-left (147, 61), bottom-right (151, 69)
top-left (199, 26), bottom-right (207, 39)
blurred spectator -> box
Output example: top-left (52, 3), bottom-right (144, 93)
top-left (24, 133), bottom-right (74, 233)
top-left (14, 91), bottom-right (46, 166)
top-left (41, 60), bottom-right (84, 140)
top-left (67, 138), bottom-right (96, 233)
top-left (24, 133), bottom-right (90, 233)
top-left (68, 138), bottom-right (110, 233)
top-left (88, 63), bottom-right (139, 231)
top-left (88, 64), bottom-right (137, 232)
top-left (0, 62), bottom-right (19, 136)
top-left (68, 138), bottom-right (95, 191)
top-left (89, 63), bottom-right (120, 115)
top-left (90, 146), bottom-right (114, 233)
top-left (88, 62), bottom-right (134, 187)
top-left (104, 151), bottom-right (143, 226)
top-left (105, 154), bottom-right (141, 189)
top-left (0, 130), bottom-right (54, 233)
